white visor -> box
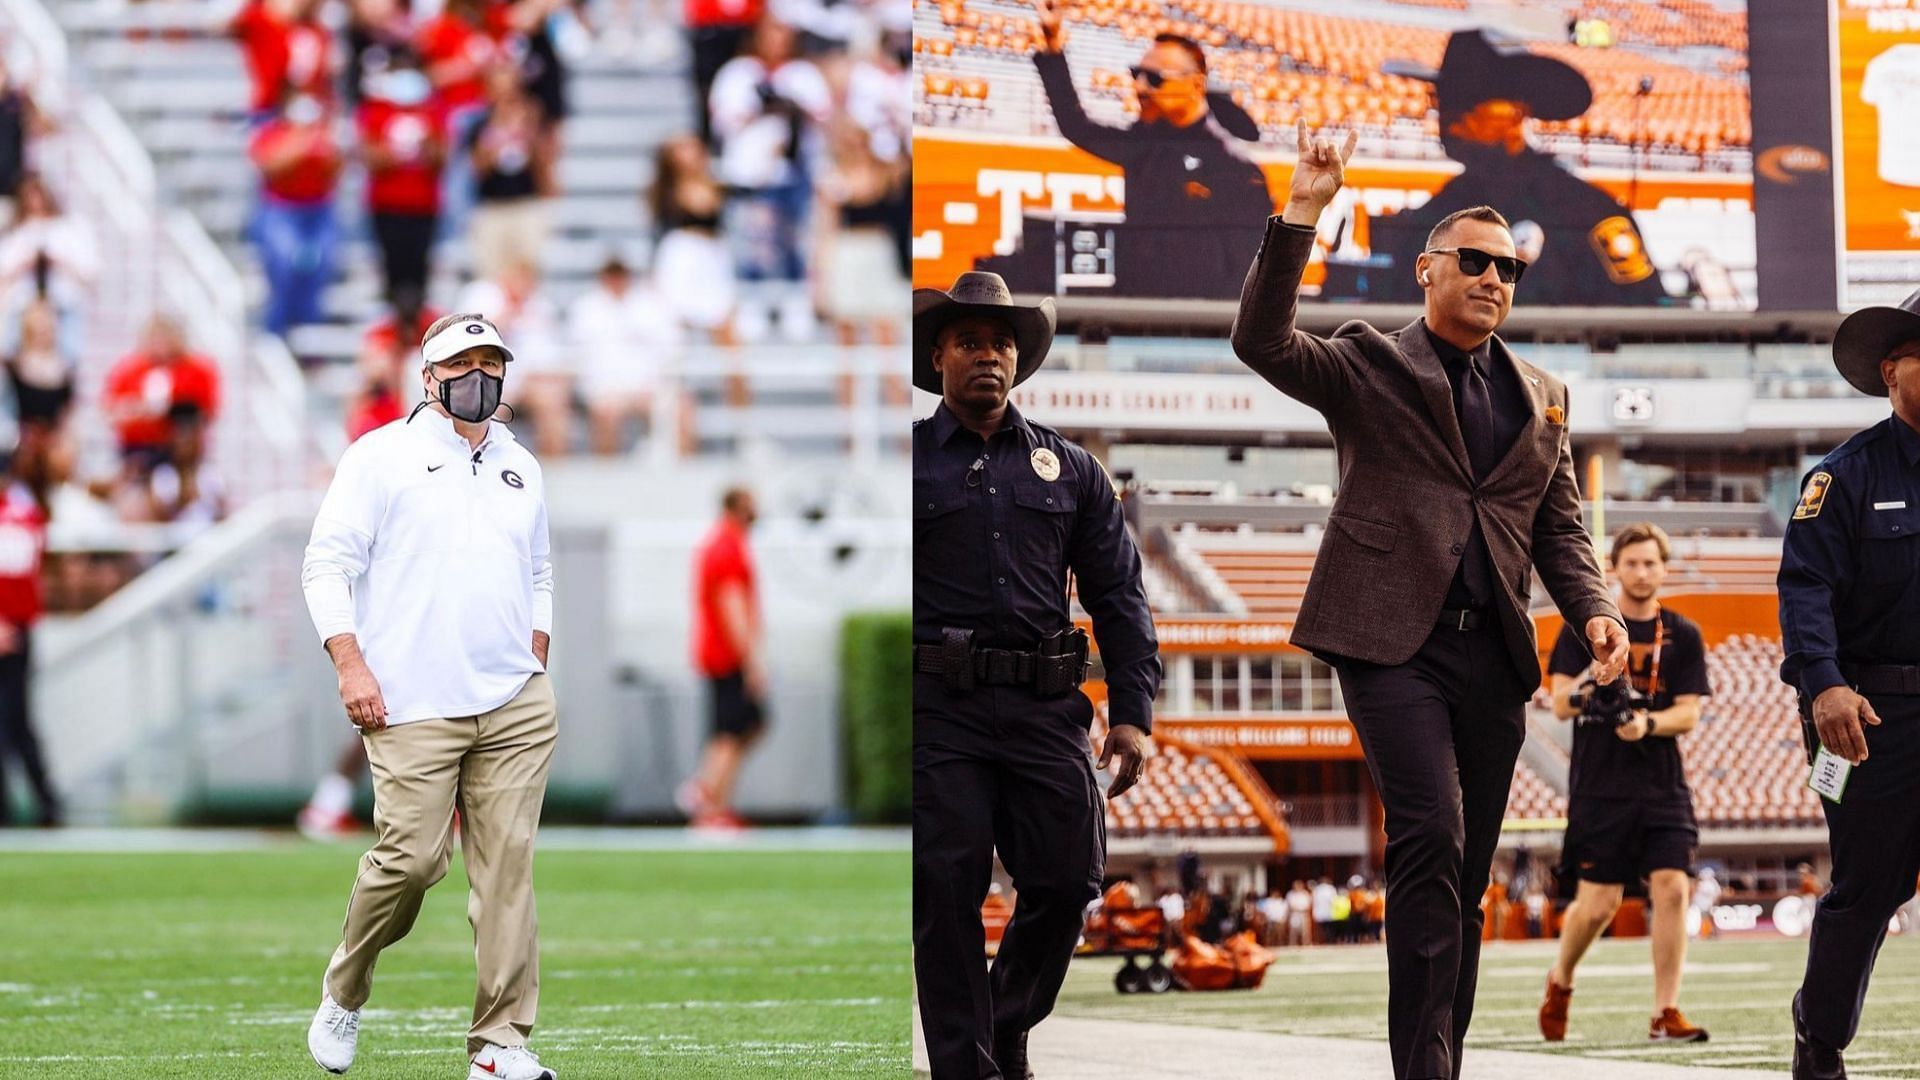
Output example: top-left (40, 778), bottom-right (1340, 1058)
top-left (422, 319), bottom-right (515, 367)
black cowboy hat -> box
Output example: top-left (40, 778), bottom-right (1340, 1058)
top-left (1388, 29), bottom-right (1592, 123)
top-left (1833, 287), bottom-right (1920, 397)
top-left (912, 271), bottom-right (1057, 394)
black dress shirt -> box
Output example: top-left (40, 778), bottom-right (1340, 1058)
top-left (1425, 327), bottom-right (1528, 610)
top-left (913, 401), bottom-right (1162, 730)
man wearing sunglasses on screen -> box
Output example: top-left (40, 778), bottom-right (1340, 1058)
top-left (1230, 121), bottom-right (1630, 1080)
top-left (1023, 0), bottom-right (1271, 298)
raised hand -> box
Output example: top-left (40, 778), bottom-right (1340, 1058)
top-left (1035, 0), bottom-right (1065, 52)
top-left (1285, 119), bottom-right (1359, 224)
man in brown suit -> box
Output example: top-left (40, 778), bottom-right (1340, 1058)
top-left (1231, 121), bottom-right (1631, 1080)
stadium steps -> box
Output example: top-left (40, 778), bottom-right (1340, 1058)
top-left (40, 4), bottom-right (691, 375)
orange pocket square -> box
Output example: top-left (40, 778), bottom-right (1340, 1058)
top-left (1545, 405), bottom-right (1565, 425)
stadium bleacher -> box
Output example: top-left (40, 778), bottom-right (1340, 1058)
top-left (913, 0), bottom-right (1750, 168)
top-left (1095, 702), bottom-right (1283, 842)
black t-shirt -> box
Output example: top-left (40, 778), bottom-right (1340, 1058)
top-left (1548, 608), bottom-right (1711, 802)
top-left (466, 109), bottom-right (541, 203)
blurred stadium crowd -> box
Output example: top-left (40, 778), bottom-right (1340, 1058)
top-left (0, 0), bottom-right (910, 607)
top-left (226, 0), bottom-right (910, 458)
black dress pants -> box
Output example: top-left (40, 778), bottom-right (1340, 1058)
top-left (0, 629), bottom-right (55, 825)
top-left (913, 673), bottom-right (1105, 1080)
top-left (1798, 692), bottom-right (1920, 1050)
top-left (1333, 620), bottom-right (1529, 1080)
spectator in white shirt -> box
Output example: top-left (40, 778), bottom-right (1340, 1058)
top-left (1312, 878), bottom-right (1338, 944)
top-left (708, 16), bottom-right (830, 342)
top-left (1286, 880), bottom-right (1312, 947)
top-left (0, 174), bottom-right (97, 362)
top-left (566, 254), bottom-right (691, 457)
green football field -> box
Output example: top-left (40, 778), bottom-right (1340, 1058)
top-left (1053, 933), bottom-right (1920, 1076)
top-left (0, 844), bottom-right (909, 1079)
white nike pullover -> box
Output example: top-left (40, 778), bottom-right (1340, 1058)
top-left (301, 410), bottom-right (553, 725)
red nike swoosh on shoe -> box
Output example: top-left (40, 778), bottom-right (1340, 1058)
top-left (475, 1059), bottom-right (498, 1075)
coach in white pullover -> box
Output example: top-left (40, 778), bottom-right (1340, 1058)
top-left (303, 313), bottom-right (559, 1080)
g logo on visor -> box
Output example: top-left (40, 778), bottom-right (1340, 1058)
top-left (466, 323), bottom-right (486, 335)
top-left (502, 469), bottom-right (525, 489)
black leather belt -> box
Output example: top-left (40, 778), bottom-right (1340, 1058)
top-left (1842, 663), bottom-right (1920, 696)
top-left (1437, 607), bottom-right (1488, 631)
top-left (913, 644), bottom-right (1040, 686)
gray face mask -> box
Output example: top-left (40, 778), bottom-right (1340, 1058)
top-left (425, 367), bottom-right (503, 424)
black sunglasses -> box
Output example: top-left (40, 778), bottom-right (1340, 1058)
top-left (1129, 66), bottom-right (1190, 88)
top-left (1425, 246), bottom-right (1528, 285)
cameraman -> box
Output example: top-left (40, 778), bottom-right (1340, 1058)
top-left (1538, 523), bottom-right (1712, 1044)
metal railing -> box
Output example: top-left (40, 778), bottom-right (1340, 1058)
top-left (0, 0), bottom-right (319, 499)
top-left (1280, 794), bottom-right (1368, 830)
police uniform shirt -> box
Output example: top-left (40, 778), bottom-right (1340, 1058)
top-left (1548, 609), bottom-right (1710, 801)
top-left (1368, 150), bottom-right (1668, 307)
top-left (913, 401), bottom-right (1162, 730)
top-left (1780, 413), bottom-right (1920, 700)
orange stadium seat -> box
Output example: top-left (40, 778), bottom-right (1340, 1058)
top-left (917, 0), bottom-right (1749, 160)
top-left (1094, 704), bottom-right (1277, 840)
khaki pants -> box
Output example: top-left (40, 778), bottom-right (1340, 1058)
top-left (324, 673), bottom-right (558, 1055)
top-left (468, 199), bottom-right (551, 281)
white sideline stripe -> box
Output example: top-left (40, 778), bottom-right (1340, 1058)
top-left (911, 1013), bottom-right (1782, 1079)
top-left (0, 826), bottom-right (908, 854)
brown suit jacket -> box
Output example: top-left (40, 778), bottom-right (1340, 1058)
top-left (1230, 218), bottom-right (1621, 686)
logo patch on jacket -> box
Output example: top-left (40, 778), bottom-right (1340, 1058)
top-left (1793, 471), bottom-right (1832, 520)
top-left (501, 469), bottom-right (525, 490)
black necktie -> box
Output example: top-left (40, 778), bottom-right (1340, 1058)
top-left (1454, 350), bottom-right (1497, 605)
top-left (1457, 353), bottom-right (1499, 481)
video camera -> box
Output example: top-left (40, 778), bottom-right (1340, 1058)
top-left (1568, 676), bottom-right (1651, 729)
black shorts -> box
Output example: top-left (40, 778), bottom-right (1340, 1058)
top-left (1562, 794), bottom-right (1698, 887)
top-left (709, 671), bottom-right (765, 739)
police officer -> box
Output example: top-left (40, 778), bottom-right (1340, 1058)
top-left (1779, 286), bottom-right (1920, 1080)
top-left (1364, 30), bottom-right (1667, 307)
top-left (912, 271), bottom-right (1161, 1080)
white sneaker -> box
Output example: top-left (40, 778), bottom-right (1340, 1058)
top-left (307, 993), bottom-right (360, 1074)
top-left (469, 1043), bottom-right (555, 1080)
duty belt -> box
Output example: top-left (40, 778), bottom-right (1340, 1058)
top-left (913, 645), bottom-right (1040, 685)
top-left (913, 626), bottom-right (1091, 697)
top-left (1841, 663), bottom-right (1920, 696)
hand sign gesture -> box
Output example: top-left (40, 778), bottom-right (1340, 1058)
top-left (1288, 119), bottom-right (1359, 219)
top-left (1035, 0), bottom-right (1065, 52)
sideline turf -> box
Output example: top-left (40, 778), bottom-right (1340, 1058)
top-left (1054, 934), bottom-right (1920, 1076)
top-left (0, 847), bottom-right (909, 1078)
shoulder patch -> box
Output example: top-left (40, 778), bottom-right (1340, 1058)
top-left (1793, 471), bottom-right (1833, 520)
top-left (1588, 215), bottom-right (1655, 284)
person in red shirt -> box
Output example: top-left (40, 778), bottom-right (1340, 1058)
top-left (345, 290), bottom-right (440, 441)
top-left (250, 91), bottom-right (344, 337)
top-left (0, 446), bottom-right (55, 826)
top-left (102, 314), bottom-right (222, 471)
top-left (678, 486), bottom-right (766, 830)
top-left (415, 0), bottom-right (501, 241)
top-left (229, 0), bottom-right (335, 124)
top-left (358, 49), bottom-right (446, 310)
